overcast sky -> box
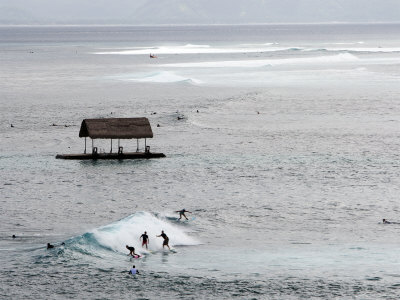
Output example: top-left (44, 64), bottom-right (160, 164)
top-left (1, 0), bottom-right (400, 24)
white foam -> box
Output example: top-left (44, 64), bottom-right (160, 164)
top-left (160, 53), bottom-right (359, 68)
top-left (94, 44), bottom-right (293, 55)
top-left (327, 41), bottom-right (365, 45)
top-left (92, 39), bottom-right (400, 57)
top-left (240, 42), bottom-right (279, 46)
top-left (315, 46), bottom-right (400, 53)
top-left (91, 211), bottom-right (199, 255)
top-left (182, 43), bottom-right (210, 48)
top-left (338, 47), bottom-right (400, 53)
top-left (94, 42), bottom-right (400, 56)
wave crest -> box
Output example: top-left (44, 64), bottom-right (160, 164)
top-left (66, 212), bottom-right (199, 257)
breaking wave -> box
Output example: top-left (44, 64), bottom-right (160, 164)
top-left (64, 212), bottom-right (199, 257)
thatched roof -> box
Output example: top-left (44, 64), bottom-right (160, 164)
top-left (79, 118), bottom-right (153, 139)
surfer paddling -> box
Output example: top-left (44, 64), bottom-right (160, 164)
top-left (382, 219), bottom-right (399, 224)
top-left (47, 242), bottom-right (65, 249)
top-left (176, 209), bottom-right (191, 220)
top-left (126, 245), bottom-right (140, 258)
top-left (157, 230), bottom-right (170, 250)
top-left (150, 53), bottom-right (157, 58)
top-left (140, 231), bottom-right (149, 249)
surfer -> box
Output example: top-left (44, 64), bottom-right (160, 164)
top-left (382, 219), bottom-right (397, 224)
top-left (157, 230), bottom-right (170, 250)
top-left (150, 53), bottom-right (157, 58)
top-left (129, 265), bottom-right (139, 275)
top-left (176, 209), bottom-right (191, 220)
top-left (126, 245), bottom-right (137, 257)
top-left (47, 242), bottom-right (65, 249)
top-left (140, 231), bottom-right (149, 249)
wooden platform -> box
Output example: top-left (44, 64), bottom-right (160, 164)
top-left (56, 152), bottom-right (166, 160)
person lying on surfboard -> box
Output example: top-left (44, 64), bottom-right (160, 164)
top-left (150, 53), bottom-right (157, 58)
top-left (382, 219), bottom-right (400, 224)
top-left (176, 209), bottom-right (191, 220)
top-left (47, 242), bottom-right (65, 249)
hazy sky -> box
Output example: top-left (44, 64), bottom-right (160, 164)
top-left (1, 0), bottom-right (400, 24)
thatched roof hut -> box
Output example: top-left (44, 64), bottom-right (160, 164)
top-left (79, 118), bottom-right (153, 139)
top-left (56, 117), bottom-right (165, 159)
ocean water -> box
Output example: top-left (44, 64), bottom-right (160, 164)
top-left (1, 24), bottom-right (400, 299)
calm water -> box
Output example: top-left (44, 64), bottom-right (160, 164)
top-left (1, 24), bottom-right (400, 299)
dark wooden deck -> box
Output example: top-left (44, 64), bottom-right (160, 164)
top-left (56, 152), bottom-right (166, 160)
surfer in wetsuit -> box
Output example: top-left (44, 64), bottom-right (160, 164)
top-left (126, 245), bottom-right (137, 257)
top-left (176, 209), bottom-right (192, 220)
top-left (47, 243), bottom-right (54, 249)
top-left (157, 230), bottom-right (170, 250)
top-left (129, 265), bottom-right (139, 275)
top-left (140, 231), bottom-right (149, 249)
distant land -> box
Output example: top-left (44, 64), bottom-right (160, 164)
top-left (1, 0), bottom-right (400, 25)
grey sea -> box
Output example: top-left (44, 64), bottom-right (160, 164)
top-left (1, 24), bottom-right (400, 299)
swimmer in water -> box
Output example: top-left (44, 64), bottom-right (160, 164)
top-left (129, 265), bottom-right (139, 275)
top-left (156, 230), bottom-right (170, 250)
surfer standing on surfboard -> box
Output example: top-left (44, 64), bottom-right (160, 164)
top-left (176, 209), bottom-right (192, 220)
top-left (156, 230), bottom-right (170, 250)
top-left (140, 231), bottom-right (149, 249)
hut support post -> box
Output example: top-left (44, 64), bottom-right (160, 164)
top-left (110, 139), bottom-right (112, 153)
top-left (84, 137), bottom-right (87, 154)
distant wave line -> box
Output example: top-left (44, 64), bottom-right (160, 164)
top-left (94, 43), bottom-right (400, 55)
top-left (124, 71), bottom-right (202, 84)
top-left (160, 53), bottom-right (359, 68)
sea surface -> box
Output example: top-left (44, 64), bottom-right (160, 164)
top-left (1, 24), bottom-right (400, 299)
